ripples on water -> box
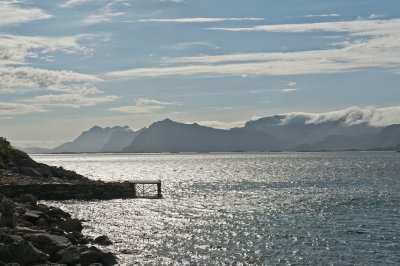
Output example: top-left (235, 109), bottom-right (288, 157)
top-left (32, 152), bottom-right (400, 265)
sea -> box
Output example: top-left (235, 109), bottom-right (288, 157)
top-left (32, 152), bottom-right (400, 265)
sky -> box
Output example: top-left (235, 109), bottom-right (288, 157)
top-left (0, 0), bottom-right (400, 147)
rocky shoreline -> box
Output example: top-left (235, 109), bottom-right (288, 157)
top-left (0, 193), bottom-right (117, 265)
top-left (0, 138), bottom-right (118, 265)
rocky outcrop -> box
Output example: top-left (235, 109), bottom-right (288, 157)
top-left (0, 195), bottom-right (118, 265)
top-left (0, 137), bottom-right (91, 185)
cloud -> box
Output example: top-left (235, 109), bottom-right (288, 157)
top-left (304, 14), bottom-right (340, 18)
top-left (163, 41), bottom-right (220, 50)
top-left (195, 120), bottom-right (246, 129)
top-left (279, 106), bottom-right (400, 127)
top-left (136, 17), bottom-right (264, 23)
top-left (0, 34), bottom-right (93, 65)
top-left (109, 98), bottom-right (180, 114)
top-left (0, 66), bottom-right (101, 93)
top-left (0, 102), bottom-right (48, 116)
top-left (206, 18), bottom-right (399, 35)
top-left (60, 0), bottom-right (94, 8)
top-left (82, 3), bottom-right (124, 24)
top-left (281, 81), bottom-right (298, 93)
top-left (106, 18), bottom-right (400, 78)
top-left (0, 1), bottom-right (52, 26)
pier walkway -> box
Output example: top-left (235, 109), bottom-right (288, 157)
top-left (0, 180), bottom-right (162, 200)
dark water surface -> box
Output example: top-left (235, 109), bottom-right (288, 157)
top-left (32, 152), bottom-right (400, 265)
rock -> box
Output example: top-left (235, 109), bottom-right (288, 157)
top-left (80, 246), bottom-right (118, 265)
top-left (35, 217), bottom-right (49, 227)
top-left (35, 204), bottom-right (49, 213)
top-left (19, 194), bottom-right (38, 206)
top-left (27, 233), bottom-right (72, 256)
top-left (17, 219), bottom-right (34, 227)
top-left (53, 246), bottom-right (80, 264)
top-left (0, 197), bottom-right (15, 214)
top-left (58, 218), bottom-right (83, 233)
top-left (19, 167), bottom-right (42, 178)
top-left (22, 210), bottom-right (44, 223)
top-left (5, 263), bottom-right (21, 266)
top-left (47, 207), bottom-right (71, 220)
top-left (0, 234), bottom-right (49, 264)
top-left (0, 213), bottom-right (18, 229)
top-left (93, 235), bottom-right (112, 246)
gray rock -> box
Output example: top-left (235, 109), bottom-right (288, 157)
top-left (0, 198), bottom-right (15, 214)
top-left (19, 167), bottom-right (42, 178)
top-left (23, 210), bottom-right (44, 223)
top-left (58, 218), bottom-right (83, 233)
top-left (0, 213), bottom-right (18, 229)
top-left (47, 207), bottom-right (71, 219)
top-left (80, 246), bottom-right (118, 265)
top-left (0, 234), bottom-right (49, 264)
top-left (19, 194), bottom-right (38, 206)
top-left (27, 233), bottom-right (72, 256)
top-left (54, 246), bottom-right (81, 264)
top-left (94, 235), bottom-right (112, 246)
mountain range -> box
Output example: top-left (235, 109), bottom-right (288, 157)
top-left (20, 115), bottom-right (400, 153)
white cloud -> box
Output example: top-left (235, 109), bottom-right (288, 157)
top-left (0, 1), bottom-right (52, 26)
top-left (304, 14), bottom-right (340, 18)
top-left (279, 106), bottom-right (400, 127)
top-left (136, 17), bottom-right (264, 23)
top-left (110, 98), bottom-right (180, 114)
top-left (60, 0), bottom-right (94, 8)
top-left (82, 3), bottom-right (124, 24)
top-left (195, 120), bottom-right (246, 129)
top-left (106, 18), bottom-right (400, 78)
top-left (281, 88), bottom-right (298, 93)
top-left (0, 102), bottom-right (48, 116)
top-left (163, 41), bottom-right (220, 50)
top-left (0, 34), bottom-right (93, 65)
top-left (0, 66), bottom-right (101, 93)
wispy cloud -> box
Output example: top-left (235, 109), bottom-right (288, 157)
top-left (82, 3), bottom-right (124, 24)
top-left (106, 19), bottom-right (400, 78)
top-left (194, 120), bottom-right (246, 129)
top-left (279, 106), bottom-right (400, 127)
top-left (163, 41), bottom-right (220, 50)
top-left (0, 1), bottom-right (52, 26)
top-left (0, 34), bottom-right (93, 65)
top-left (110, 98), bottom-right (180, 114)
top-left (304, 14), bottom-right (340, 18)
top-left (0, 102), bottom-right (48, 116)
top-left (136, 17), bottom-right (264, 23)
top-left (60, 0), bottom-right (94, 8)
top-left (0, 66), bottom-right (100, 93)
top-left (31, 93), bottom-right (118, 108)
top-left (281, 81), bottom-right (298, 93)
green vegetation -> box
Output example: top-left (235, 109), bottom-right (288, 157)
top-left (0, 137), bottom-right (32, 169)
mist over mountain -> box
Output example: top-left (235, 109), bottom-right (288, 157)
top-left (244, 113), bottom-right (381, 149)
top-left (53, 126), bottom-right (136, 153)
top-left (123, 119), bottom-right (281, 153)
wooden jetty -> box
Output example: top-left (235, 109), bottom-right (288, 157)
top-left (0, 180), bottom-right (162, 200)
top-left (131, 180), bottom-right (162, 199)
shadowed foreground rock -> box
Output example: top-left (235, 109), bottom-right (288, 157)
top-left (0, 195), bottom-right (118, 265)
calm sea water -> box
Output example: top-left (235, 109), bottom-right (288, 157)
top-left (32, 152), bottom-right (400, 265)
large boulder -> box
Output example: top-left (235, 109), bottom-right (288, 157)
top-left (0, 234), bottom-right (49, 264)
top-left (58, 218), bottom-right (83, 233)
top-left (80, 246), bottom-right (118, 265)
top-left (52, 246), bottom-right (81, 264)
top-left (27, 233), bottom-right (72, 256)
top-left (94, 235), bottom-right (112, 246)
